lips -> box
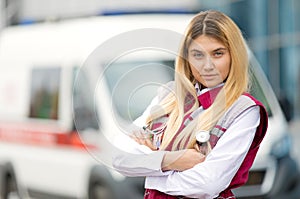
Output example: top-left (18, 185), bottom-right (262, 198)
top-left (201, 74), bottom-right (217, 79)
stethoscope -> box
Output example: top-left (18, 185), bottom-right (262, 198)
top-left (195, 130), bottom-right (211, 155)
top-left (196, 130), bottom-right (210, 143)
top-left (142, 123), bottom-right (212, 154)
top-left (142, 124), bottom-right (166, 149)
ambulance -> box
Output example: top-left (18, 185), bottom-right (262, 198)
top-left (0, 13), bottom-right (299, 199)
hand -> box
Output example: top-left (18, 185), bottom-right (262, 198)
top-left (129, 129), bottom-right (157, 151)
top-left (162, 149), bottom-right (205, 172)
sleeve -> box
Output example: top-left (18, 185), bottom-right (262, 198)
top-left (144, 106), bottom-right (260, 199)
top-left (112, 95), bottom-right (170, 177)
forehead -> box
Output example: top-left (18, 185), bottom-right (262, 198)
top-left (189, 35), bottom-right (226, 51)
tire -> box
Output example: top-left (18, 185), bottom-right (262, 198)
top-left (88, 166), bottom-right (116, 199)
top-left (89, 182), bottom-right (114, 199)
top-left (0, 164), bottom-right (19, 199)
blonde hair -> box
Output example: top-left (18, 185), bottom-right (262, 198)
top-left (146, 10), bottom-right (249, 150)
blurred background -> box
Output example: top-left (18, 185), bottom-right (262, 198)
top-left (1, 0), bottom-right (299, 120)
top-left (0, 0), bottom-right (300, 199)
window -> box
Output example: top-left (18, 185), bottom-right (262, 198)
top-left (29, 67), bottom-right (60, 120)
top-left (104, 60), bottom-right (174, 122)
top-left (73, 68), bottom-right (99, 131)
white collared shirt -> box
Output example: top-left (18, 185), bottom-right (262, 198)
top-left (195, 82), bottom-right (224, 96)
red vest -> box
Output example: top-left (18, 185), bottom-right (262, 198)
top-left (144, 91), bottom-right (268, 199)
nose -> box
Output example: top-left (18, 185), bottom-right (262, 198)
top-left (203, 57), bottom-right (214, 71)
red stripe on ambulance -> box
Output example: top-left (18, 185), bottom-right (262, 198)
top-left (0, 123), bottom-right (97, 150)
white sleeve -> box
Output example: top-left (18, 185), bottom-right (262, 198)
top-left (113, 95), bottom-right (171, 177)
top-left (145, 106), bottom-right (260, 199)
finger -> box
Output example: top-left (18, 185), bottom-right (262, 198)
top-left (193, 143), bottom-right (200, 152)
top-left (145, 139), bottom-right (157, 150)
top-left (132, 130), bottom-right (141, 138)
top-left (133, 129), bottom-right (146, 139)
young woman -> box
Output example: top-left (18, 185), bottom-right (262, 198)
top-left (113, 10), bottom-right (268, 199)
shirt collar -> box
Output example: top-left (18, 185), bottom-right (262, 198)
top-left (195, 83), bottom-right (224, 109)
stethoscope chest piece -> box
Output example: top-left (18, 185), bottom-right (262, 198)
top-left (195, 130), bottom-right (210, 143)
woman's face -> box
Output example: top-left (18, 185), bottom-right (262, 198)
top-left (188, 35), bottom-right (231, 88)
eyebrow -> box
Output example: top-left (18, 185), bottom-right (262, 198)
top-left (213, 47), bottom-right (227, 52)
top-left (189, 47), bottom-right (227, 53)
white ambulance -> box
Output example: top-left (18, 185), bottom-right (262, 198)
top-left (0, 14), bottom-right (299, 199)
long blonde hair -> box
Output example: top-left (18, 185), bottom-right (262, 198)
top-left (146, 10), bottom-right (249, 150)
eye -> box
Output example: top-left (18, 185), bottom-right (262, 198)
top-left (214, 51), bottom-right (225, 57)
top-left (192, 52), bottom-right (204, 59)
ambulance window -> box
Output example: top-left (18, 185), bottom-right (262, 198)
top-left (29, 67), bottom-right (60, 120)
top-left (73, 68), bottom-right (99, 131)
top-left (104, 60), bottom-right (174, 121)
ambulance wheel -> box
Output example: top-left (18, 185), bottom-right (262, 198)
top-left (89, 182), bottom-right (113, 199)
top-left (0, 164), bottom-right (19, 199)
top-left (88, 166), bottom-right (116, 199)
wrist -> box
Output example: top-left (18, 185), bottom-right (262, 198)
top-left (161, 150), bottom-right (185, 171)
top-left (162, 152), bottom-right (172, 171)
